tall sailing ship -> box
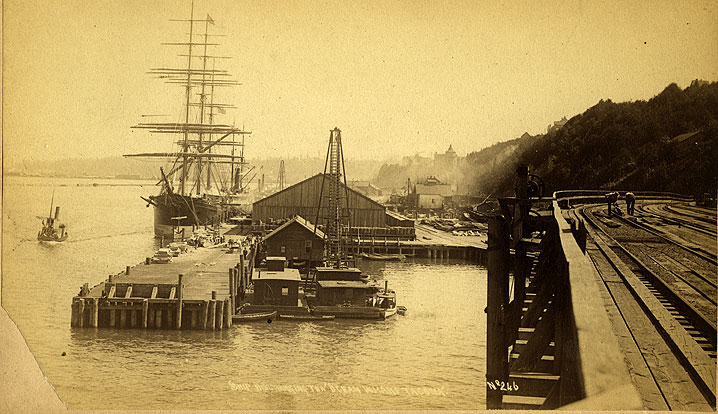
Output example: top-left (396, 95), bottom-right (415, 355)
top-left (125, 6), bottom-right (252, 237)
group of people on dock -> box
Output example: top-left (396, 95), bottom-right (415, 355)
top-left (606, 191), bottom-right (635, 217)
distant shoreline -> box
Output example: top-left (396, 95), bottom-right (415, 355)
top-left (4, 172), bottom-right (157, 181)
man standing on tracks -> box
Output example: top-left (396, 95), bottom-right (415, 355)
top-left (625, 192), bottom-right (636, 215)
top-left (605, 191), bottom-right (619, 217)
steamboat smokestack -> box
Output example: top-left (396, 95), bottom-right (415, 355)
top-left (55, 206), bottom-right (61, 221)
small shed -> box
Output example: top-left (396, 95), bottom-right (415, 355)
top-left (253, 268), bottom-right (302, 306)
top-left (262, 216), bottom-right (325, 265)
top-left (316, 280), bottom-right (377, 306)
top-left (386, 210), bottom-right (414, 227)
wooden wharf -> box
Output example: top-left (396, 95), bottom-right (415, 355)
top-left (70, 241), bottom-right (258, 330)
top-left (346, 224), bottom-right (487, 263)
top-left (486, 166), bottom-right (715, 410)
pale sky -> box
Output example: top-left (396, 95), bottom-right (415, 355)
top-left (3, 0), bottom-right (717, 163)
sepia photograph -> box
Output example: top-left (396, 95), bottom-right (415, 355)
top-left (1, 0), bottom-right (717, 412)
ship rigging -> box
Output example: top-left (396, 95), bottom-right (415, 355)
top-left (124, 4), bottom-right (252, 237)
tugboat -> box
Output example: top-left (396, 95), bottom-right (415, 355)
top-left (38, 193), bottom-right (68, 242)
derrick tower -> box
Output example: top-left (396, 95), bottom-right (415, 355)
top-left (315, 127), bottom-right (350, 268)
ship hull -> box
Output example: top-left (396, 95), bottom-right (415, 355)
top-left (150, 193), bottom-right (226, 238)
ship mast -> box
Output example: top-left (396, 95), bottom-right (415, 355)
top-left (181, 2), bottom-right (194, 196)
top-left (124, 5), bottom-right (251, 197)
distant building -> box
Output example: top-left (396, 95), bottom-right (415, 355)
top-left (434, 144), bottom-right (458, 168)
top-left (416, 176), bottom-right (453, 197)
top-left (349, 180), bottom-right (383, 198)
top-left (547, 116), bottom-right (568, 134)
top-left (418, 194), bottom-right (444, 209)
top-left (415, 176), bottom-right (453, 209)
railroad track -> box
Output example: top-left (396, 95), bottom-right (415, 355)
top-left (577, 206), bottom-right (716, 409)
top-left (639, 203), bottom-right (717, 238)
top-left (613, 209), bottom-right (716, 266)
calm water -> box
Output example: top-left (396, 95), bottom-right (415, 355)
top-left (2, 176), bottom-right (487, 410)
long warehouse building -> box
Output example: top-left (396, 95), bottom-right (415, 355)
top-left (252, 173), bottom-right (388, 228)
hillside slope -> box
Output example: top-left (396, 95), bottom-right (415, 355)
top-left (473, 81), bottom-right (718, 197)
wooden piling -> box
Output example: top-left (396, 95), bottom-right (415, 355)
top-left (71, 300), bottom-right (77, 327)
top-left (201, 300), bottom-right (209, 329)
top-left (191, 309), bottom-right (198, 329)
top-left (486, 217), bottom-right (510, 409)
top-left (155, 308), bottom-right (162, 329)
top-left (216, 300), bottom-right (224, 330)
top-left (130, 310), bottom-right (137, 328)
top-left (142, 299), bottom-right (149, 329)
top-left (239, 254), bottom-right (245, 286)
top-left (228, 268), bottom-right (235, 316)
top-left (176, 274), bottom-right (184, 329)
top-left (208, 300), bottom-right (216, 331)
top-left (78, 299), bottom-right (85, 328)
top-left (120, 309), bottom-right (127, 328)
top-left (224, 298), bottom-right (232, 328)
top-left (90, 298), bottom-right (99, 328)
top-left (109, 308), bottom-right (116, 328)
top-left (167, 306), bottom-right (174, 329)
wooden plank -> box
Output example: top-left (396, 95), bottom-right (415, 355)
top-left (521, 276), bottom-right (553, 328)
top-left (108, 284), bottom-right (116, 298)
top-left (512, 307), bottom-right (555, 372)
top-left (150, 285), bottom-right (158, 299)
top-left (124, 285), bottom-right (133, 298)
top-left (586, 248), bottom-right (670, 410)
top-left (168, 287), bottom-right (176, 300)
top-left (590, 228), bottom-right (715, 409)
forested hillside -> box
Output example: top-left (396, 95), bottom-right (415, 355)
top-left (462, 81), bottom-right (718, 197)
